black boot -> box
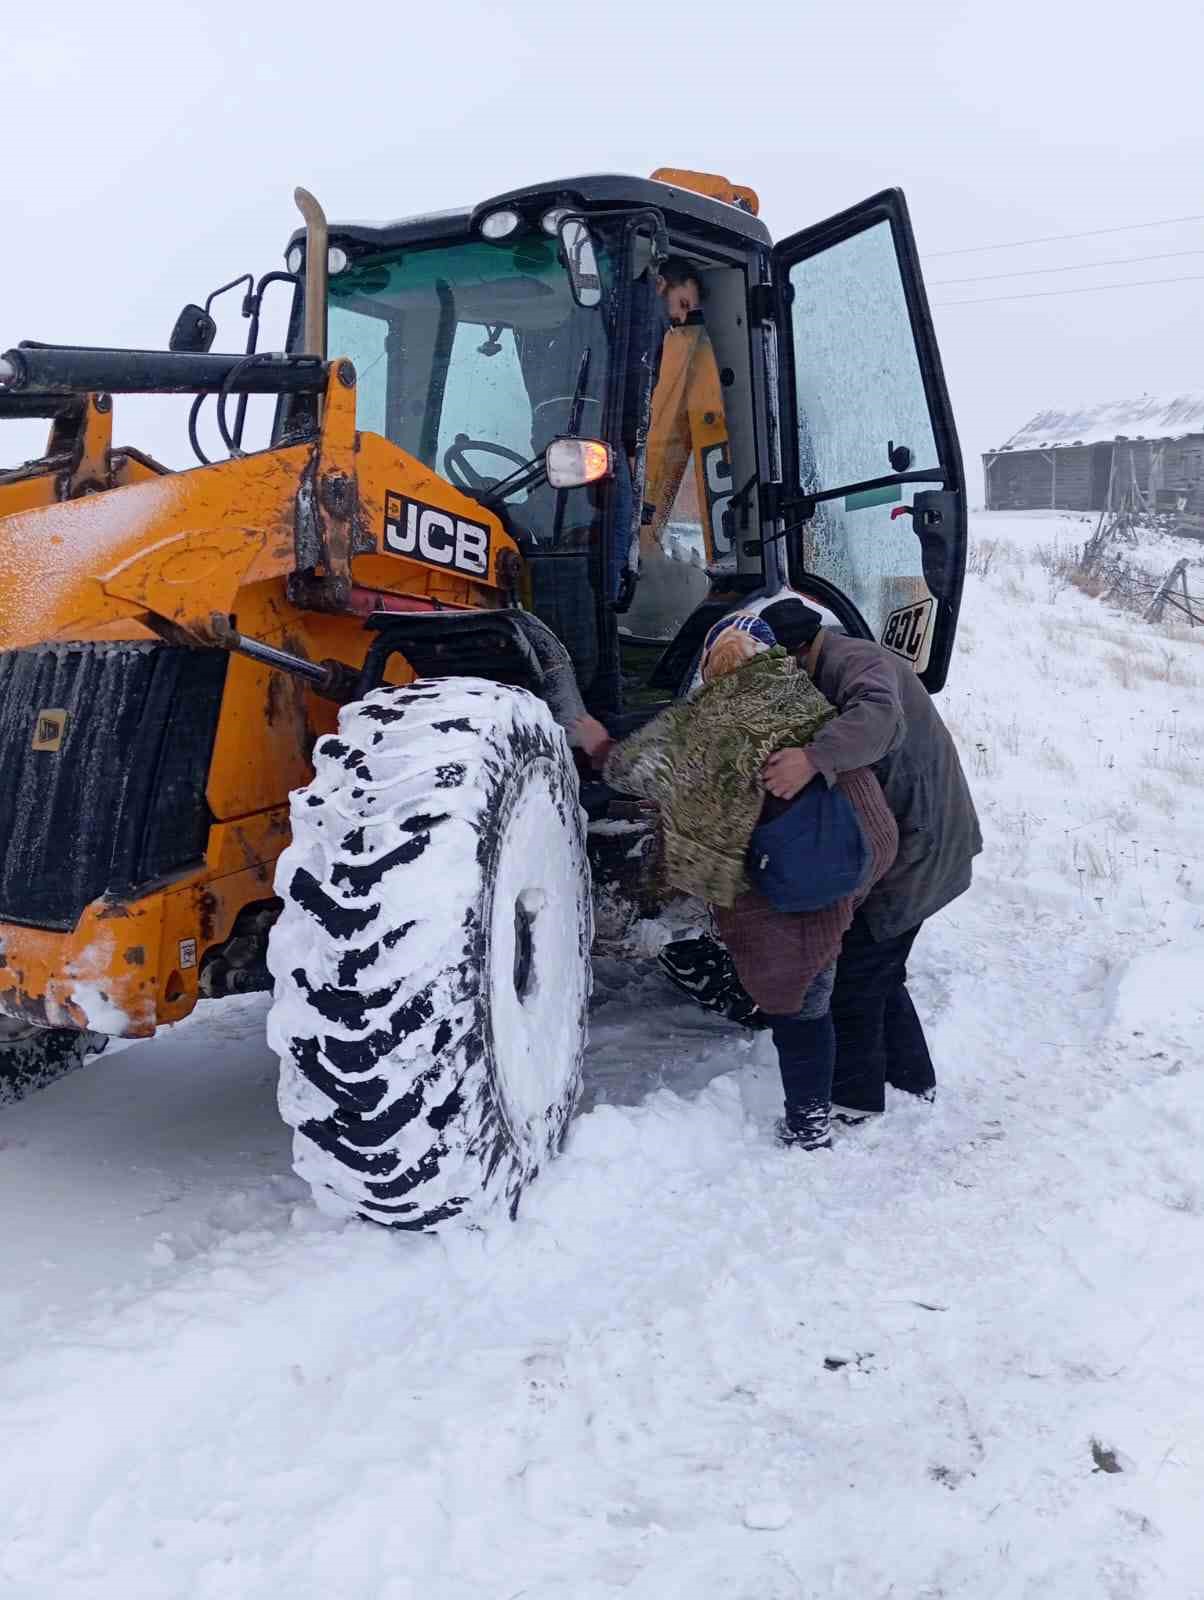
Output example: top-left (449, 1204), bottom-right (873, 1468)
top-left (764, 1012), bottom-right (836, 1152)
top-left (775, 1105), bottom-right (832, 1151)
top-left (658, 936), bottom-right (767, 1028)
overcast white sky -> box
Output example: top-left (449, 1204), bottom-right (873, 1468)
top-left (6, 0), bottom-right (1203, 495)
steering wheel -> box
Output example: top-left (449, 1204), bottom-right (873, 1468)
top-left (443, 433), bottom-right (533, 494)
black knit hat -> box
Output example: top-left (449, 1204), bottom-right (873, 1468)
top-left (759, 598), bottom-right (824, 652)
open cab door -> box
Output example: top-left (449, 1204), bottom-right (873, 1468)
top-left (773, 189), bottom-right (966, 691)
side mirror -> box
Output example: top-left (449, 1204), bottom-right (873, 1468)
top-left (546, 437), bottom-right (612, 488)
top-left (169, 303), bottom-right (217, 353)
top-left (558, 218), bottom-right (603, 308)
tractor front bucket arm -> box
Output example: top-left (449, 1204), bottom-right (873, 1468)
top-left (0, 364), bottom-right (367, 651)
top-left (287, 359), bottom-right (373, 613)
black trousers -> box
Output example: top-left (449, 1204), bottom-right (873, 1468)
top-left (765, 1012), bottom-right (835, 1125)
top-left (762, 960), bottom-right (838, 1122)
top-left (829, 913), bottom-right (935, 1114)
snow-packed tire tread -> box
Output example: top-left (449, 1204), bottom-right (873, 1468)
top-left (267, 676), bottom-right (591, 1231)
top-left (0, 1026), bottom-right (108, 1106)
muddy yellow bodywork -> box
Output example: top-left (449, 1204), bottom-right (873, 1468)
top-left (0, 368), bottom-right (517, 1036)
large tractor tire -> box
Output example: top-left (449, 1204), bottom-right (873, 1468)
top-left (0, 1019), bottom-right (107, 1105)
top-left (267, 678), bottom-right (592, 1231)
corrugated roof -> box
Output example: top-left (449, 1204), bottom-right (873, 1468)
top-left (995, 393), bottom-right (1204, 452)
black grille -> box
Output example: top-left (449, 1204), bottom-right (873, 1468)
top-left (0, 644), bottom-right (228, 931)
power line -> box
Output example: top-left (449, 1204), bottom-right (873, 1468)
top-left (926, 212), bottom-right (1204, 259)
top-left (931, 246), bottom-right (1204, 287)
top-left (934, 272), bottom-right (1204, 308)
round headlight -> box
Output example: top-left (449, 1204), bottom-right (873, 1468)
top-left (541, 207), bottom-right (571, 236)
top-left (328, 245), bottom-right (349, 274)
top-left (480, 208), bottom-right (521, 241)
top-left (286, 243), bottom-right (304, 275)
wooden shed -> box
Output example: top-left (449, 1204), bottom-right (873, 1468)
top-left (983, 394), bottom-right (1204, 514)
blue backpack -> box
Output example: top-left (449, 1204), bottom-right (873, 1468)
top-left (746, 778), bottom-right (868, 913)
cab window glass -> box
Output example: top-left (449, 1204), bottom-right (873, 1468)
top-left (805, 496), bottom-right (932, 666)
top-left (787, 219), bottom-right (940, 660)
top-left (325, 237), bottom-right (608, 499)
top-left (436, 325), bottom-right (534, 500)
top-left (788, 220), bottom-right (938, 495)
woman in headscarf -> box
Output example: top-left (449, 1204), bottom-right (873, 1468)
top-left (596, 613), bottom-right (898, 1151)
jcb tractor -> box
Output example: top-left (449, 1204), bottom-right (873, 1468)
top-left (0, 169), bottom-right (966, 1229)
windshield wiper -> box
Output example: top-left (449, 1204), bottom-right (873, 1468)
top-left (564, 348), bottom-right (592, 438)
top-left (474, 347), bottom-right (598, 514)
top-left (550, 349), bottom-right (595, 544)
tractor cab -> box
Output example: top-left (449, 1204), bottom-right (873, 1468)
top-left (285, 169), bottom-right (967, 715)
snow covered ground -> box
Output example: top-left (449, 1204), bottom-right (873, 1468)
top-left (2, 511), bottom-right (1203, 1599)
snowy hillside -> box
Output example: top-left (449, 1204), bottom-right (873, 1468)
top-left (2, 512), bottom-right (1202, 1599)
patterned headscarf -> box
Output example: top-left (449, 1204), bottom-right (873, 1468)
top-left (700, 612), bottom-right (777, 682)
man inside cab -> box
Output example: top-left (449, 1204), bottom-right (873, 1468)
top-left (655, 256), bottom-right (704, 332)
top-left (607, 256), bottom-right (708, 618)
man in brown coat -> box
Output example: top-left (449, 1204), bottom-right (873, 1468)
top-left (758, 598), bottom-right (982, 1118)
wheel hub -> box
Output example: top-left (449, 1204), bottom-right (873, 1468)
top-left (513, 898), bottom-right (535, 1002)
top-left (487, 761), bottom-right (590, 1139)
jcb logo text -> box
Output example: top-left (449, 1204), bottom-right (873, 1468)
top-left (384, 494), bottom-right (491, 577)
top-left (882, 598), bottom-right (934, 663)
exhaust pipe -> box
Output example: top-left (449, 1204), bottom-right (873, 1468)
top-left (294, 187), bottom-right (329, 362)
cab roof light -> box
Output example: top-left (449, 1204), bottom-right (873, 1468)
top-left (480, 209), bottom-right (521, 241)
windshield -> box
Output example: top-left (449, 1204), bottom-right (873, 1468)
top-left (326, 235), bottom-right (609, 525)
